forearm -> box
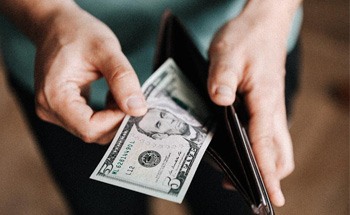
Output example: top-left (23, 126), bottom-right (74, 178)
top-left (245, 0), bottom-right (303, 25)
top-left (0, 0), bottom-right (76, 44)
top-left (233, 0), bottom-right (303, 50)
top-left (244, 0), bottom-right (303, 18)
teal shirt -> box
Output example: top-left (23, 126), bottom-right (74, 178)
top-left (0, 0), bottom-right (302, 107)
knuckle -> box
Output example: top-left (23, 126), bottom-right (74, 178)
top-left (80, 132), bottom-right (97, 144)
top-left (43, 83), bottom-right (74, 110)
top-left (208, 60), bottom-right (241, 83)
top-left (35, 92), bottom-right (51, 121)
top-left (284, 161), bottom-right (295, 176)
top-left (35, 106), bottom-right (49, 122)
top-left (90, 37), bottom-right (120, 63)
top-left (210, 61), bottom-right (231, 75)
top-left (35, 91), bottom-right (47, 107)
top-left (209, 40), bottom-right (232, 55)
top-left (109, 69), bottom-right (135, 83)
top-left (38, 81), bottom-right (55, 102)
top-left (79, 126), bottom-right (102, 144)
top-left (252, 135), bottom-right (273, 147)
top-left (95, 136), bottom-right (113, 145)
top-left (81, 136), bottom-right (94, 144)
top-left (277, 159), bottom-right (295, 178)
top-left (93, 37), bottom-right (119, 51)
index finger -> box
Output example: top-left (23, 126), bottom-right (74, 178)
top-left (53, 87), bottom-right (125, 144)
top-left (244, 73), bottom-right (286, 206)
top-left (96, 46), bottom-right (147, 117)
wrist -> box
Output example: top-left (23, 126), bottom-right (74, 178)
top-left (32, 1), bottom-right (81, 45)
top-left (234, 0), bottom-right (302, 45)
top-left (1, 0), bottom-right (79, 45)
top-left (242, 0), bottom-right (302, 27)
top-left (244, 0), bottom-right (302, 18)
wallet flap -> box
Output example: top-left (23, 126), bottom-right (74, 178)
top-left (225, 106), bottom-right (273, 215)
top-left (153, 10), bottom-right (274, 215)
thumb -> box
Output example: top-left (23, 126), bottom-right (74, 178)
top-left (99, 48), bottom-right (147, 116)
top-left (208, 43), bottom-right (243, 106)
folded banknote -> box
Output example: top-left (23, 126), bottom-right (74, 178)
top-left (90, 58), bottom-right (215, 203)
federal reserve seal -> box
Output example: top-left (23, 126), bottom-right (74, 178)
top-left (138, 150), bottom-right (161, 168)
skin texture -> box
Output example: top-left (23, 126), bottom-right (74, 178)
top-left (1, 0), bottom-right (302, 207)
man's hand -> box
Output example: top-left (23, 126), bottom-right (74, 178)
top-left (33, 3), bottom-right (147, 144)
top-left (208, 1), bottom-right (300, 207)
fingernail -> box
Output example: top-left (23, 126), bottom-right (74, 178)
top-left (215, 85), bottom-right (233, 97)
top-left (126, 96), bottom-right (146, 110)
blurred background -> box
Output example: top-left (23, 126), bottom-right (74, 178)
top-left (0, 0), bottom-right (348, 214)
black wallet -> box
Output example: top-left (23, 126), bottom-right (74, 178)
top-left (153, 11), bottom-right (274, 215)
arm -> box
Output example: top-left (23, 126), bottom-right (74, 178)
top-left (0, 0), bottom-right (72, 43)
top-left (208, 0), bottom-right (302, 207)
top-left (1, 0), bottom-right (147, 143)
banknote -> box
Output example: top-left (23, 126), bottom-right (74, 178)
top-left (90, 58), bottom-right (215, 203)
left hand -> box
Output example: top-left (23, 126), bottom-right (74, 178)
top-left (208, 2), bottom-right (296, 207)
top-left (33, 3), bottom-right (147, 144)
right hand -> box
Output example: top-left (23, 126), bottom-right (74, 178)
top-left (34, 2), bottom-right (147, 144)
top-left (207, 1), bottom-right (296, 206)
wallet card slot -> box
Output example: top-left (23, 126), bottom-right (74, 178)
top-left (226, 106), bottom-right (273, 214)
top-left (206, 122), bottom-right (253, 203)
top-left (224, 108), bottom-right (257, 204)
top-left (205, 147), bottom-right (250, 201)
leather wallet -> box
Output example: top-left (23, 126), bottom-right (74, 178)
top-left (153, 11), bottom-right (274, 215)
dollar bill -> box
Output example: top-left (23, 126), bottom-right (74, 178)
top-left (90, 58), bottom-right (215, 203)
